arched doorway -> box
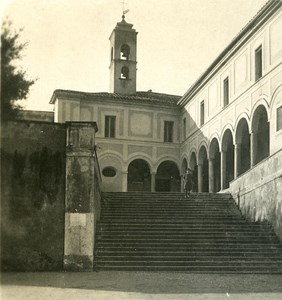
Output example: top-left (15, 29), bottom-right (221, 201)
top-left (127, 159), bottom-right (151, 191)
top-left (252, 105), bottom-right (269, 165)
top-left (209, 138), bottom-right (221, 192)
top-left (189, 152), bottom-right (198, 192)
top-left (156, 161), bottom-right (180, 192)
top-left (198, 146), bottom-right (209, 192)
top-left (236, 118), bottom-right (250, 176)
top-left (222, 129), bottom-right (234, 189)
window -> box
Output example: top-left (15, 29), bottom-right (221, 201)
top-left (200, 100), bottom-right (205, 126)
top-left (121, 66), bottom-right (129, 79)
top-left (255, 45), bottom-right (262, 81)
top-left (183, 118), bottom-right (186, 140)
top-left (120, 44), bottom-right (130, 60)
top-left (277, 106), bottom-right (282, 131)
top-left (105, 115), bottom-right (116, 138)
top-left (164, 121), bottom-right (174, 143)
top-left (102, 167), bottom-right (116, 177)
top-left (223, 77), bottom-right (229, 107)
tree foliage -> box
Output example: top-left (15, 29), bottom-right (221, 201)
top-left (1, 20), bottom-right (35, 121)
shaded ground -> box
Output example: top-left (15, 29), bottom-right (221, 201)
top-left (1, 271), bottom-right (282, 299)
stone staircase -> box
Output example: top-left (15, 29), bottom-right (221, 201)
top-left (94, 192), bottom-right (282, 273)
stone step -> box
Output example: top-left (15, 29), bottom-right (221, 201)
top-left (103, 192), bottom-right (231, 198)
top-left (101, 210), bottom-right (241, 217)
top-left (98, 223), bottom-right (270, 229)
top-left (95, 255), bottom-right (282, 261)
top-left (96, 248), bottom-right (282, 255)
top-left (100, 216), bottom-right (245, 221)
top-left (102, 197), bottom-right (232, 202)
top-left (98, 232), bottom-right (277, 239)
top-left (98, 220), bottom-right (250, 225)
top-left (93, 265), bottom-right (282, 273)
top-left (96, 238), bottom-right (282, 247)
top-left (95, 192), bottom-right (282, 273)
top-left (98, 226), bottom-right (273, 232)
top-left (95, 260), bottom-right (282, 266)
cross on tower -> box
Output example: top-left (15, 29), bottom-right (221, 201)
top-left (121, 0), bottom-right (128, 14)
top-left (121, 0), bottom-right (129, 19)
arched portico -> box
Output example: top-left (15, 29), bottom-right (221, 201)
top-left (209, 138), bottom-right (221, 192)
top-left (198, 146), bottom-right (209, 192)
top-left (156, 160), bottom-right (181, 192)
top-left (127, 159), bottom-right (151, 191)
top-left (251, 105), bottom-right (270, 166)
top-left (221, 129), bottom-right (234, 189)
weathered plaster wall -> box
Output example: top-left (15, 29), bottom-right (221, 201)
top-left (230, 149), bottom-right (282, 241)
top-left (1, 121), bottom-right (66, 271)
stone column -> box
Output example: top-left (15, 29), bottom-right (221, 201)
top-left (198, 164), bottom-right (203, 193)
top-left (64, 122), bottom-right (99, 271)
top-left (151, 172), bottom-right (156, 192)
top-left (221, 150), bottom-right (226, 190)
top-left (208, 159), bottom-right (214, 193)
top-left (122, 171), bottom-right (128, 192)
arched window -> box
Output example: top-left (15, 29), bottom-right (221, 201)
top-left (121, 66), bottom-right (129, 79)
top-left (120, 44), bottom-right (130, 60)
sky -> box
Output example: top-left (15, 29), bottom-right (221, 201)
top-left (1, 0), bottom-right (268, 112)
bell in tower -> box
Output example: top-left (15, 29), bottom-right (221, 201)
top-left (109, 14), bottom-right (138, 94)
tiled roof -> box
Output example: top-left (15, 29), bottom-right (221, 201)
top-left (50, 89), bottom-right (181, 107)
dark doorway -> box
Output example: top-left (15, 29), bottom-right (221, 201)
top-left (127, 159), bottom-right (151, 191)
top-left (222, 129), bottom-right (234, 189)
top-left (199, 146), bottom-right (209, 192)
top-left (189, 152), bottom-right (198, 192)
top-left (252, 105), bottom-right (269, 165)
top-left (236, 118), bottom-right (250, 176)
top-left (156, 161), bottom-right (180, 192)
top-left (210, 138), bottom-right (221, 192)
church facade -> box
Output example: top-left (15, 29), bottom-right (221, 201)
top-left (50, 0), bottom-right (282, 204)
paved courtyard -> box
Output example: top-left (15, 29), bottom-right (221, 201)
top-left (1, 271), bottom-right (282, 300)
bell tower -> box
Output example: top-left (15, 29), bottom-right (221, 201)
top-left (109, 14), bottom-right (138, 94)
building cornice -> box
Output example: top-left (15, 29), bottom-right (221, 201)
top-left (50, 89), bottom-right (181, 109)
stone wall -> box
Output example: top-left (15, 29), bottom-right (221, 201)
top-left (230, 149), bottom-right (282, 241)
top-left (1, 120), bottom-right (66, 271)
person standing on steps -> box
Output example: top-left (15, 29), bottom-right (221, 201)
top-left (183, 168), bottom-right (193, 198)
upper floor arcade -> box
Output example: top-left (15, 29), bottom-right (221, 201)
top-left (179, 0), bottom-right (282, 193)
top-left (179, 0), bottom-right (282, 148)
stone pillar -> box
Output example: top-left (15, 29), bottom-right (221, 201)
top-left (234, 143), bottom-right (241, 179)
top-left (198, 164), bottom-right (203, 193)
top-left (208, 159), bottom-right (214, 193)
top-left (64, 122), bottom-right (99, 271)
top-left (221, 150), bottom-right (226, 190)
top-left (151, 172), bottom-right (156, 192)
top-left (250, 131), bottom-right (256, 167)
top-left (122, 171), bottom-right (128, 192)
